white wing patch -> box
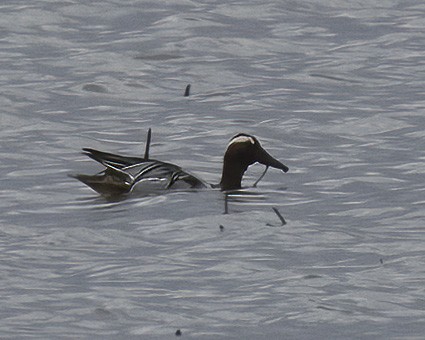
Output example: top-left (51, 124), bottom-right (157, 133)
top-left (228, 135), bottom-right (255, 147)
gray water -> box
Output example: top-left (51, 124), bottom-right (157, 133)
top-left (1, 0), bottom-right (425, 338)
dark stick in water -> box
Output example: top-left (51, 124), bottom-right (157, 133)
top-left (184, 84), bottom-right (191, 97)
top-left (272, 207), bottom-right (286, 226)
top-left (144, 128), bottom-right (152, 159)
top-left (253, 166), bottom-right (269, 187)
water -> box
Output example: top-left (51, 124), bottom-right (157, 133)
top-left (1, 0), bottom-right (425, 338)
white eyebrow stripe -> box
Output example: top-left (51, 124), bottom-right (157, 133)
top-left (228, 135), bottom-right (255, 146)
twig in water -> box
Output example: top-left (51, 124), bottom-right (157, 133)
top-left (272, 207), bottom-right (286, 226)
top-left (253, 166), bottom-right (269, 187)
top-left (184, 84), bottom-right (191, 97)
top-left (144, 128), bottom-right (152, 159)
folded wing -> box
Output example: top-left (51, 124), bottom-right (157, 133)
top-left (71, 149), bottom-right (206, 196)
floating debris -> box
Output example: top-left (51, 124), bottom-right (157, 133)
top-left (253, 166), bottom-right (269, 187)
top-left (272, 207), bottom-right (286, 226)
top-left (175, 329), bottom-right (182, 336)
top-left (184, 84), bottom-right (191, 97)
top-left (144, 128), bottom-right (152, 159)
top-left (380, 258), bottom-right (384, 264)
top-left (219, 225), bottom-right (224, 231)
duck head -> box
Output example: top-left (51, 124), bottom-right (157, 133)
top-left (219, 133), bottom-right (289, 190)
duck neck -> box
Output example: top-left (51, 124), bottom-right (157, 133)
top-left (219, 160), bottom-right (248, 191)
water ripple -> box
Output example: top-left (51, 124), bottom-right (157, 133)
top-left (0, 0), bottom-right (425, 338)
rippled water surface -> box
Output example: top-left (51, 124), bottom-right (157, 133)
top-left (1, 0), bottom-right (425, 338)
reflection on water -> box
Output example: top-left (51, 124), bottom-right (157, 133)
top-left (1, 0), bottom-right (425, 338)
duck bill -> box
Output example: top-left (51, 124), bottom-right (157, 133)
top-left (256, 147), bottom-right (289, 173)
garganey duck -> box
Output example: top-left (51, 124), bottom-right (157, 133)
top-left (71, 131), bottom-right (289, 196)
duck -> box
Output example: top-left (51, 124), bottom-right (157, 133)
top-left (71, 131), bottom-right (289, 196)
